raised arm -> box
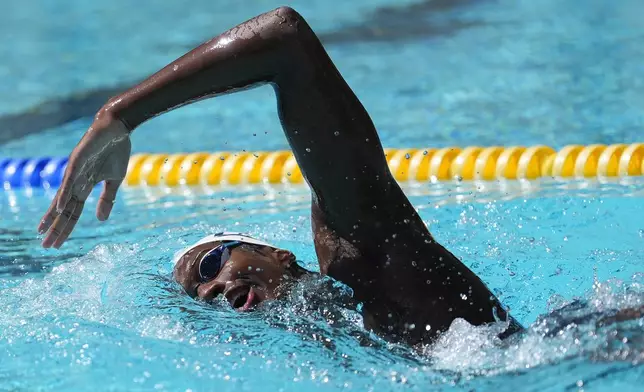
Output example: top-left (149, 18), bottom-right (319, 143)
top-left (108, 6), bottom-right (393, 216)
top-left (40, 6), bottom-right (393, 249)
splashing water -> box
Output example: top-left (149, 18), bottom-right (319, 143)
top-left (1, 179), bottom-right (643, 391)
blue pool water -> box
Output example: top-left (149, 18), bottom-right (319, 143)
top-left (1, 0), bottom-right (644, 391)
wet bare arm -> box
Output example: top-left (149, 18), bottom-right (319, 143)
top-left (106, 6), bottom-right (391, 214)
top-left (99, 6), bottom-right (521, 343)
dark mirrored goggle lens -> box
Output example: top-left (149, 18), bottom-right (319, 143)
top-left (198, 246), bottom-right (230, 280)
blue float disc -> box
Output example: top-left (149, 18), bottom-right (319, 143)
top-left (3, 159), bottom-right (30, 188)
top-left (21, 158), bottom-right (52, 187)
top-left (41, 158), bottom-right (69, 188)
top-left (0, 158), bottom-right (13, 184)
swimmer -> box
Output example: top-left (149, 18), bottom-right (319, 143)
top-left (38, 7), bottom-right (523, 345)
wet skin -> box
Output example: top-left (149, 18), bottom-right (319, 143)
top-left (40, 6), bottom-right (523, 344)
top-left (174, 241), bottom-right (296, 310)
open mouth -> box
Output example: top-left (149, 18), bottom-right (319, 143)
top-left (226, 286), bottom-right (259, 312)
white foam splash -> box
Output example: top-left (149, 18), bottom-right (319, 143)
top-left (425, 277), bottom-right (644, 376)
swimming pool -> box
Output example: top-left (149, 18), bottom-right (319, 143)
top-left (1, 0), bottom-right (643, 390)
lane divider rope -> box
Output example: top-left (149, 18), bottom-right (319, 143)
top-left (1, 143), bottom-right (641, 189)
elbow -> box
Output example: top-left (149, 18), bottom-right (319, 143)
top-left (275, 6), bottom-right (303, 22)
top-left (271, 6), bottom-right (313, 39)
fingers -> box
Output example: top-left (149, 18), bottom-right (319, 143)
top-left (52, 199), bottom-right (85, 249)
top-left (38, 196), bottom-right (58, 234)
top-left (55, 162), bottom-right (77, 213)
top-left (96, 180), bottom-right (121, 221)
top-left (42, 196), bottom-right (85, 249)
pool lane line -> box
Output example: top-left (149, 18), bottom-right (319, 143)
top-left (0, 143), bottom-right (642, 189)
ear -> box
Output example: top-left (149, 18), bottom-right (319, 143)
top-left (273, 248), bottom-right (295, 267)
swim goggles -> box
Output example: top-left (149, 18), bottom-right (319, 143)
top-left (197, 240), bottom-right (243, 281)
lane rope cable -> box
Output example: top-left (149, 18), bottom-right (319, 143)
top-left (1, 143), bottom-right (642, 189)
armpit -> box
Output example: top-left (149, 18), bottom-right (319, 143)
top-left (312, 214), bottom-right (362, 276)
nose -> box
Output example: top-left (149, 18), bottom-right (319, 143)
top-left (196, 279), bottom-right (227, 301)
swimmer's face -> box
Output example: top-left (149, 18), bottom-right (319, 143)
top-left (173, 241), bottom-right (297, 311)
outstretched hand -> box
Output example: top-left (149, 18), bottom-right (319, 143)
top-left (38, 113), bottom-right (132, 248)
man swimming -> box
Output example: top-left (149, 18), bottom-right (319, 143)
top-left (38, 6), bottom-right (523, 345)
